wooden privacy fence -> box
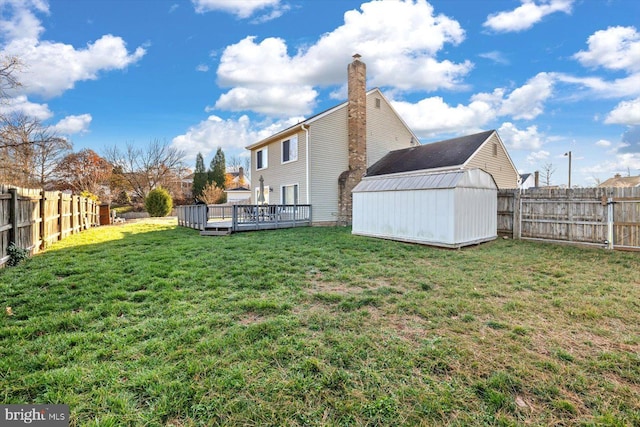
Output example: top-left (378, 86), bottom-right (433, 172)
top-left (498, 187), bottom-right (640, 251)
top-left (0, 185), bottom-right (100, 267)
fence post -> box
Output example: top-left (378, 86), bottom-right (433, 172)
top-left (512, 190), bottom-right (521, 239)
top-left (8, 188), bottom-right (18, 247)
top-left (40, 190), bottom-right (46, 250)
top-left (607, 197), bottom-right (614, 250)
top-left (58, 192), bottom-right (64, 240)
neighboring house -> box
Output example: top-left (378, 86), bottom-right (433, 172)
top-left (226, 167), bottom-right (251, 189)
top-left (519, 172), bottom-right (538, 190)
top-left (599, 174), bottom-right (640, 188)
top-left (246, 54), bottom-right (419, 225)
top-left (365, 130), bottom-right (519, 189)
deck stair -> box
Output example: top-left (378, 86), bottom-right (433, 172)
top-left (200, 225), bottom-right (232, 236)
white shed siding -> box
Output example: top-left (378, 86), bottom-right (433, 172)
top-left (353, 169), bottom-right (497, 248)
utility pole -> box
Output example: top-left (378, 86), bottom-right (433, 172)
top-left (564, 151), bottom-right (572, 188)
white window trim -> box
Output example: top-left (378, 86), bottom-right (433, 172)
top-left (281, 136), bottom-right (298, 164)
top-left (256, 147), bottom-right (268, 170)
top-left (280, 183), bottom-right (299, 205)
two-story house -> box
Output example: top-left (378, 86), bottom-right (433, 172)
top-left (246, 54), bottom-right (419, 225)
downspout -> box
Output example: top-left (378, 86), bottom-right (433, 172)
top-left (302, 124), bottom-right (310, 204)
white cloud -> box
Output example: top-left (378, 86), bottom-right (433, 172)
top-left (196, 64), bottom-right (209, 72)
top-left (498, 73), bottom-right (554, 120)
top-left (192, 0), bottom-right (282, 18)
top-left (0, 95), bottom-right (52, 120)
top-left (478, 51), bottom-right (509, 65)
top-left (0, 2), bottom-right (146, 98)
top-left (0, 0), bottom-right (48, 41)
top-left (605, 98), bottom-right (640, 125)
top-left (573, 26), bottom-right (640, 72)
top-left (526, 150), bottom-right (550, 164)
top-left (53, 114), bottom-right (92, 135)
top-left (171, 114), bottom-right (301, 161)
top-left (215, 0), bottom-right (470, 116)
top-left (555, 72), bottom-right (640, 99)
top-left (498, 122), bottom-right (544, 150)
top-left (391, 96), bottom-right (494, 137)
top-left (215, 85), bottom-right (318, 117)
top-left (595, 139), bottom-right (612, 147)
top-left (388, 74), bottom-right (555, 139)
top-left (582, 154), bottom-right (640, 175)
top-left (484, 0), bottom-right (573, 33)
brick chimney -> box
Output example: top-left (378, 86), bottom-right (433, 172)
top-left (238, 167), bottom-right (244, 188)
top-left (338, 54), bottom-right (367, 225)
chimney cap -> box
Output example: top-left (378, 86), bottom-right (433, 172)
top-left (352, 53), bottom-right (362, 60)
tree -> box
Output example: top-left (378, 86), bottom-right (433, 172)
top-left (541, 162), bottom-right (556, 187)
top-left (145, 187), bottom-right (173, 217)
top-left (105, 139), bottom-right (185, 201)
top-left (199, 182), bottom-right (225, 205)
top-left (54, 149), bottom-right (112, 198)
top-left (0, 55), bottom-right (21, 102)
top-left (208, 147), bottom-right (226, 189)
top-left (0, 113), bottom-right (71, 187)
top-left (192, 152), bottom-right (207, 202)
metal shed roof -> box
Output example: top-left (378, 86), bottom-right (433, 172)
top-left (353, 169), bottom-right (497, 193)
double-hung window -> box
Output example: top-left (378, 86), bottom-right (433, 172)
top-left (282, 136), bottom-right (298, 163)
top-left (256, 147), bottom-right (268, 170)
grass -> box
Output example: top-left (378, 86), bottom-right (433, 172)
top-left (1, 218), bottom-right (639, 426)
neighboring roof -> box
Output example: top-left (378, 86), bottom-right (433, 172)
top-left (599, 175), bottom-right (640, 187)
top-left (366, 130), bottom-right (495, 176)
top-left (245, 88), bottom-right (419, 150)
top-left (225, 186), bottom-right (251, 192)
top-left (520, 173), bottom-right (532, 182)
top-left (353, 168), bottom-right (497, 193)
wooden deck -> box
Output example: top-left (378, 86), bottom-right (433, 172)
top-left (176, 204), bottom-right (311, 236)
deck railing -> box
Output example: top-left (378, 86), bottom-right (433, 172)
top-left (176, 204), bottom-right (312, 232)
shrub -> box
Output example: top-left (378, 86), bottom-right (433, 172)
top-left (7, 243), bottom-right (29, 266)
top-left (199, 182), bottom-right (226, 204)
top-left (145, 187), bottom-right (173, 217)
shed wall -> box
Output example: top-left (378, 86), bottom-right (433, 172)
top-left (353, 188), bottom-right (456, 246)
top-left (454, 187), bottom-right (497, 244)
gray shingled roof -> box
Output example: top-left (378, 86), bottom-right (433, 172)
top-left (366, 130), bottom-right (495, 176)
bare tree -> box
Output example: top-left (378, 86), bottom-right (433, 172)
top-left (541, 162), bottom-right (556, 187)
top-left (104, 139), bottom-right (185, 201)
top-left (0, 55), bottom-right (22, 101)
top-left (0, 113), bottom-right (70, 187)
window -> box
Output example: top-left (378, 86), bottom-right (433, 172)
top-left (282, 136), bottom-right (298, 163)
top-left (256, 147), bottom-right (268, 170)
top-left (492, 143), bottom-right (498, 157)
top-left (281, 184), bottom-right (299, 205)
top-left (375, 98), bottom-right (381, 108)
top-left (255, 186), bottom-right (269, 204)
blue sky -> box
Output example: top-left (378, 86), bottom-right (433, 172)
top-left (2, 0), bottom-right (640, 187)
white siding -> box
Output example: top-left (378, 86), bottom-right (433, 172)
top-left (366, 90), bottom-right (416, 166)
top-left (353, 169), bottom-right (497, 248)
top-left (466, 132), bottom-right (519, 189)
top-left (308, 106), bottom-right (349, 224)
top-left (250, 129), bottom-right (308, 205)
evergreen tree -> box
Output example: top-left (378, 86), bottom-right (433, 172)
top-left (192, 152), bottom-right (207, 202)
top-left (208, 147), bottom-right (226, 189)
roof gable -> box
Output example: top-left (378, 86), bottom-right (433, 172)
top-left (367, 130), bottom-right (495, 176)
top-left (245, 88), bottom-right (416, 150)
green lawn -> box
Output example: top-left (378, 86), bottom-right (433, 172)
top-left (1, 219), bottom-right (639, 426)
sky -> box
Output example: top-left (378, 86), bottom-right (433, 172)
top-left (1, 0), bottom-right (640, 187)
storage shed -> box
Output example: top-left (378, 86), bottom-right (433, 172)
top-left (352, 168), bottom-right (497, 248)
